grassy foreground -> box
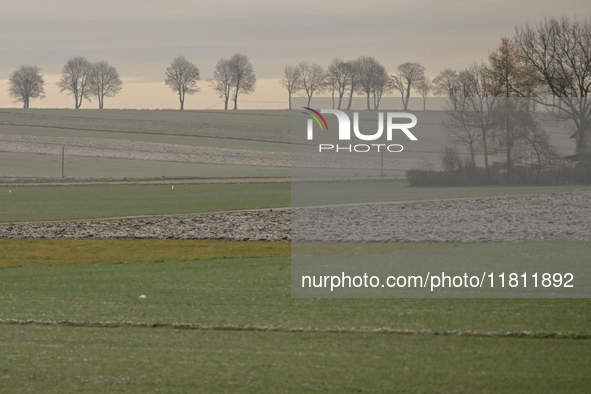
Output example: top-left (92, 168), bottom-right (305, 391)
top-left (1, 325), bottom-right (588, 393)
top-left (0, 240), bottom-right (590, 392)
top-left (2, 241), bottom-right (590, 331)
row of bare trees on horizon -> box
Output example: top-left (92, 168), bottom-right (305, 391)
top-left (5, 16), bottom-right (590, 162)
top-left (7, 53), bottom-right (257, 111)
top-left (8, 58), bottom-right (123, 110)
top-left (280, 58), bottom-right (430, 111)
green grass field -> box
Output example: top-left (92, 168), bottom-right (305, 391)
top-left (1, 326), bottom-right (588, 393)
top-left (1, 187), bottom-right (590, 392)
top-left (0, 108), bottom-right (578, 184)
top-left (0, 108), bottom-right (293, 143)
top-left (0, 151), bottom-right (291, 180)
top-left (2, 180), bottom-right (591, 222)
top-left (0, 124), bottom-right (292, 152)
top-left (0, 182), bottom-right (290, 222)
top-left (1, 108), bottom-right (589, 392)
top-left (2, 107), bottom-right (573, 150)
top-left (0, 241), bottom-right (589, 392)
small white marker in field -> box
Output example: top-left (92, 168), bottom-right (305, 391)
top-left (9, 190), bottom-right (11, 193)
top-left (172, 186), bottom-right (174, 190)
top-left (139, 295), bottom-right (147, 299)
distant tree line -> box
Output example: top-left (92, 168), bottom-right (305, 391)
top-left (163, 53), bottom-right (257, 110)
top-left (7, 53), bottom-right (257, 111)
top-left (8, 56), bottom-right (123, 110)
top-left (279, 57), bottom-right (431, 111)
top-left (407, 16), bottom-right (591, 186)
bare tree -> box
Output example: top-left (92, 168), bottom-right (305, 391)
top-left (228, 53), bottom-right (256, 110)
top-left (209, 59), bottom-right (233, 110)
top-left (324, 76), bottom-right (337, 109)
top-left (515, 17), bottom-right (591, 154)
top-left (298, 62), bottom-right (325, 107)
top-left (371, 65), bottom-right (391, 110)
top-left (345, 59), bottom-right (361, 110)
top-left (392, 62), bottom-right (425, 110)
top-left (8, 65), bottom-right (45, 108)
top-left (444, 95), bottom-right (482, 168)
top-left (416, 77), bottom-right (433, 111)
top-left (88, 61), bottom-right (122, 109)
top-left (485, 38), bottom-right (537, 179)
top-left (460, 64), bottom-right (499, 170)
top-left (356, 56), bottom-right (388, 110)
top-left (279, 65), bottom-right (301, 110)
top-left (433, 69), bottom-right (459, 109)
top-left (325, 58), bottom-right (352, 110)
top-left (165, 56), bottom-right (200, 110)
top-left (445, 64), bottom-right (499, 169)
top-left (521, 120), bottom-right (562, 174)
top-left (58, 56), bottom-right (92, 109)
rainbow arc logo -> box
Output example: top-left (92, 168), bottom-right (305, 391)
top-left (302, 107), bottom-right (328, 132)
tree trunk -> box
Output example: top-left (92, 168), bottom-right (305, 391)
top-left (576, 121), bottom-right (589, 154)
top-left (233, 84), bottom-right (240, 110)
top-left (506, 122), bottom-right (512, 183)
top-left (482, 131), bottom-right (489, 169)
top-left (366, 93), bottom-right (370, 110)
top-left (347, 87), bottom-right (354, 110)
top-left (404, 85), bottom-right (411, 110)
top-left (504, 86), bottom-right (512, 182)
top-left (307, 95), bottom-right (312, 107)
top-left (337, 94), bottom-right (343, 110)
top-left (288, 93), bottom-right (292, 110)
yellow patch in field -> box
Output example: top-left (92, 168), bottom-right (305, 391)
top-left (0, 239), bottom-right (290, 268)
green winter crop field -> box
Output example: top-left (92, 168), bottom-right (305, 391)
top-left (1, 108), bottom-right (589, 393)
top-left (2, 180), bottom-right (591, 223)
top-left (0, 108), bottom-right (294, 143)
top-left (0, 241), bottom-right (590, 393)
top-left (0, 108), bottom-right (577, 182)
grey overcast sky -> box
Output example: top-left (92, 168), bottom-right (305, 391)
top-left (1, 0), bottom-right (589, 109)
